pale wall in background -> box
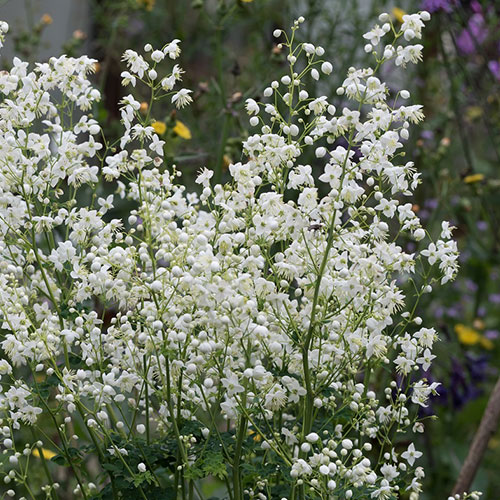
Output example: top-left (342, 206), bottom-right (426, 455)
top-left (0, 0), bottom-right (90, 62)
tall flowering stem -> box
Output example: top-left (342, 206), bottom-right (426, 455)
top-left (0, 12), bottom-right (481, 500)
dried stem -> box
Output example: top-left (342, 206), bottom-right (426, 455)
top-left (452, 376), bottom-right (500, 495)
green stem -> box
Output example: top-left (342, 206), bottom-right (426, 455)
top-left (30, 428), bottom-right (59, 500)
top-left (232, 414), bottom-right (248, 500)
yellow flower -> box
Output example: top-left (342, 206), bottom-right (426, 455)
top-left (392, 7), bottom-right (406, 23)
top-left (479, 336), bottom-right (494, 350)
top-left (454, 324), bottom-right (494, 349)
top-left (248, 429), bottom-right (261, 442)
top-left (455, 324), bottom-right (480, 345)
top-left (173, 120), bottom-right (192, 140)
top-left (151, 121), bottom-right (167, 135)
top-left (241, 0), bottom-right (254, 2)
top-left (466, 106), bottom-right (483, 121)
top-left (137, 0), bottom-right (155, 10)
top-left (32, 448), bottom-right (57, 460)
top-left (464, 173), bottom-right (484, 184)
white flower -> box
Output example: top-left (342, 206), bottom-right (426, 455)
top-left (402, 443), bottom-right (423, 466)
top-left (120, 71), bottom-right (136, 87)
top-left (245, 98), bottom-right (260, 115)
top-left (121, 50), bottom-right (149, 77)
top-left (416, 348), bottom-right (435, 371)
top-left (195, 167), bottom-right (214, 186)
top-left (0, 13), bottom-right (453, 499)
top-left (164, 39), bottom-right (181, 59)
top-left (363, 25), bottom-right (386, 46)
top-left (291, 459), bottom-right (312, 477)
top-left (149, 134), bottom-right (165, 156)
top-left (172, 88), bottom-right (193, 108)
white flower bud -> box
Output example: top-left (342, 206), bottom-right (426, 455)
top-left (420, 11), bottom-right (431, 21)
top-left (299, 90), bottom-right (309, 100)
top-left (306, 432), bottom-right (319, 442)
top-left (404, 29), bottom-right (416, 41)
top-left (315, 147), bottom-right (327, 158)
top-left (321, 62), bottom-right (333, 75)
top-left (414, 228), bottom-right (425, 241)
top-left (342, 439), bottom-right (353, 450)
top-left (151, 50), bottom-right (164, 63)
top-left (319, 465), bottom-right (329, 475)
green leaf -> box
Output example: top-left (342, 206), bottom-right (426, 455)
top-left (102, 462), bottom-right (122, 474)
top-left (202, 450), bottom-right (227, 479)
top-left (50, 454), bottom-right (68, 466)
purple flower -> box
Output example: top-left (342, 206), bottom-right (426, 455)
top-left (419, 209), bottom-right (430, 220)
top-left (456, 13), bottom-right (488, 55)
top-left (449, 358), bottom-right (470, 408)
top-left (420, 0), bottom-right (457, 13)
top-left (484, 329), bottom-right (499, 340)
top-left (459, 249), bottom-right (471, 264)
top-left (471, 0), bottom-right (482, 14)
top-left (433, 306), bottom-right (445, 319)
top-left (446, 305), bottom-right (461, 318)
top-left (488, 60), bottom-right (500, 81)
top-left (406, 242), bottom-right (416, 252)
top-left (424, 198), bottom-right (439, 209)
top-left (465, 353), bottom-right (489, 384)
top-left (489, 293), bottom-right (500, 304)
top-left (476, 220), bottom-right (488, 231)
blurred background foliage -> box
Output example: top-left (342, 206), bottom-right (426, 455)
top-left (1, 0), bottom-right (500, 498)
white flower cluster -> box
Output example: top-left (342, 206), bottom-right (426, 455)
top-left (0, 11), bottom-right (465, 500)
